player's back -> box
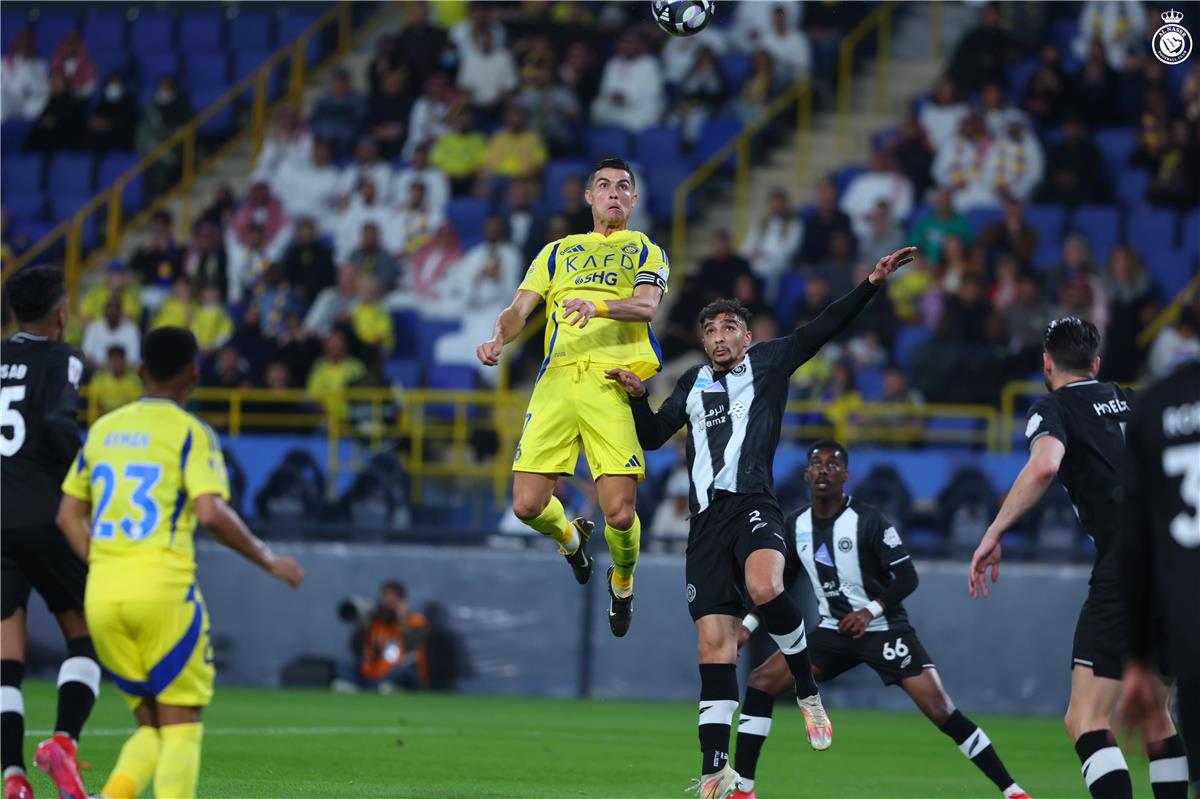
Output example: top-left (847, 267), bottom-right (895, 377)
top-left (66, 398), bottom-right (228, 603)
top-left (1, 333), bottom-right (84, 528)
top-left (522, 229), bottom-right (669, 378)
top-left (1026, 379), bottom-right (1134, 585)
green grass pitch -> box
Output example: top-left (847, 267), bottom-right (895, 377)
top-left (18, 680), bottom-right (1157, 798)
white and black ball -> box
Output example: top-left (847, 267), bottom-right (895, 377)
top-left (651, 0), bottom-right (715, 37)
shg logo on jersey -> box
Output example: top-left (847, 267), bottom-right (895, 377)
top-left (1153, 9), bottom-right (1191, 64)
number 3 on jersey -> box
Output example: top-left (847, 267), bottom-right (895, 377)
top-left (91, 462), bottom-right (162, 541)
top-left (1164, 443), bottom-right (1200, 548)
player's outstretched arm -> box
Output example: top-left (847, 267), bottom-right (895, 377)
top-left (561, 283), bottom-right (663, 329)
top-left (56, 495), bottom-right (92, 561)
top-left (476, 289), bottom-right (542, 366)
top-left (968, 435), bottom-right (1064, 598)
top-left (195, 494), bottom-right (304, 588)
top-left (605, 367), bottom-right (688, 450)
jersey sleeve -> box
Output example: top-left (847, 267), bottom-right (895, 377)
top-left (183, 420), bottom-right (230, 501)
top-left (634, 238), bottom-right (670, 294)
top-left (629, 368), bottom-right (693, 450)
top-left (868, 511), bottom-right (911, 568)
top-left (517, 241), bottom-right (557, 297)
top-left (42, 346), bottom-right (84, 469)
top-left (754, 279), bottom-right (879, 374)
top-left (1025, 395), bottom-right (1067, 450)
top-left (60, 447), bottom-right (92, 501)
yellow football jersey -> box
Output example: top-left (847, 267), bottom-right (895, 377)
top-left (519, 229), bottom-right (668, 379)
top-left (61, 398), bottom-right (230, 603)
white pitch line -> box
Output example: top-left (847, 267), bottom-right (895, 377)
top-left (27, 726), bottom-right (458, 737)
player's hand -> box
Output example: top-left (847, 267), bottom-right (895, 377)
top-left (561, 298), bottom-right (598, 328)
top-left (604, 368), bottom-right (647, 398)
top-left (267, 554), bottom-right (305, 589)
top-left (968, 531), bottom-right (1002, 599)
top-left (476, 338), bottom-right (503, 367)
top-left (1117, 659), bottom-right (1171, 751)
top-left (737, 623), bottom-right (752, 652)
top-left (867, 246), bottom-right (918, 285)
top-left (837, 609), bottom-right (873, 639)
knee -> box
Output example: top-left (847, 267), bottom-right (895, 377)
top-left (924, 697), bottom-right (954, 727)
top-left (512, 495), bottom-right (548, 521)
top-left (697, 632), bottom-right (734, 663)
top-left (746, 575), bottom-right (783, 607)
top-left (1063, 707), bottom-right (1094, 741)
top-left (604, 504), bottom-right (636, 532)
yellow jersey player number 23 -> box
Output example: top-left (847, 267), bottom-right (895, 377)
top-left (56, 327), bottom-right (303, 799)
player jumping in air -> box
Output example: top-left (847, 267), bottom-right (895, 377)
top-left (969, 318), bottom-right (1188, 799)
top-left (1, 266), bottom-right (99, 799)
top-left (1117, 357), bottom-right (1198, 798)
top-left (607, 245), bottom-right (915, 799)
top-left (731, 441), bottom-right (1032, 799)
top-left (55, 327), bottom-right (305, 799)
top-left (476, 157), bottom-right (668, 636)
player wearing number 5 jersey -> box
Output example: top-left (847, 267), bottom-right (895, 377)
top-left (56, 327), bottom-right (304, 799)
top-left (476, 157), bottom-right (667, 637)
top-left (732, 442), bottom-right (1031, 799)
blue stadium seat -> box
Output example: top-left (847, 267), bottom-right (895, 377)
top-left (384, 358), bottom-right (422, 388)
top-left (720, 53), bottom-right (752, 91)
top-left (893, 324), bottom-right (932, 369)
top-left (229, 13), bottom-right (272, 51)
top-left (1, 154), bottom-right (42, 195)
top-left (183, 52), bottom-right (230, 92)
top-left (1095, 128), bottom-right (1138, 178)
top-left (233, 50), bottom-right (282, 99)
top-left (391, 310), bottom-right (420, 358)
top-left (690, 117), bottom-right (741, 168)
top-left (91, 50), bottom-right (130, 81)
top-left (585, 126), bottom-right (631, 164)
top-left (49, 194), bottom-right (97, 247)
top-left (965, 207), bottom-right (1003, 239)
top-left (446, 198), bottom-right (489, 249)
top-left (0, 119), bottom-right (31, 151)
top-left (4, 194), bottom-right (44, 226)
top-left (1126, 209), bottom-right (1177, 261)
top-left (831, 164), bottom-right (866, 196)
top-left (192, 87), bottom-right (236, 138)
top-left (2, 14), bottom-right (27, 53)
top-left (98, 153), bottom-right (143, 212)
top-left (1025, 204), bottom-right (1065, 247)
top-left (425, 366), bottom-right (479, 418)
top-left (1182, 210), bottom-right (1200, 255)
top-left (636, 126), bottom-right (683, 168)
top-left (137, 52), bottom-right (181, 86)
top-left (130, 13), bottom-right (174, 54)
top-left (83, 14), bottom-right (125, 51)
top-left (47, 152), bottom-right (94, 197)
top-left (417, 320), bottom-right (462, 365)
top-left (543, 159), bottom-right (588, 213)
top-left (1114, 169), bottom-right (1149, 211)
top-left (1145, 250), bottom-right (1195, 298)
top-left (1069, 205), bottom-right (1120, 265)
top-left (179, 13), bottom-right (223, 52)
top-left (856, 365), bottom-right (885, 402)
top-left (35, 14), bottom-right (78, 58)
top-left (1006, 58), bottom-right (1039, 102)
top-left (647, 163), bottom-right (693, 221)
top-left (774, 272), bottom-right (807, 328)
top-left (277, 14), bottom-right (322, 66)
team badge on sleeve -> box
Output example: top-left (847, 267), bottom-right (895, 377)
top-left (1025, 413), bottom-right (1043, 439)
top-left (68, 356), bottom-right (83, 389)
top-left (883, 527), bottom-right (902, 548)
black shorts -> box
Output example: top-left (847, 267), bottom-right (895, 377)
top-left (809, 626), bottom-right (935, 686)
top-left (685, 492), bottom-right (788, 621)
top-left (1072, 587), bottom-right (1128, 680)
top-left (1, 524), bottom-right (87, 619)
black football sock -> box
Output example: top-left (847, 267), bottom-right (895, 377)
top-left (1148, 735), bottom-right (1188, 799)
top-left (54, 637), bottom-right (100, 742)
top-left (733, 686), bottom-right (775, 789)
top-left (698, 664), bottom-right (738, 776)
top-left (939, 710), bottom-right (1019, 793)
top-left (1, 659), bottom-right (26, 777)
top-left (757, 593), bottom-right (819, 699)
top-left (1075, 729), bottom-right (1133, 799)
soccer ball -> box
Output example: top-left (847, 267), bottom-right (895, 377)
top-left (651, 0), bottom-right (715, 37)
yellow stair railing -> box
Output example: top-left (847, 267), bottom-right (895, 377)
top-left (836, 1), bottom-right (898, 154)
top-left (1, 1), bottom-right (392, 308)
top-left (1137, 271), bottom-right (1200, 349)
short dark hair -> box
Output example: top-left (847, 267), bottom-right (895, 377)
top-left (1043, 316), bottom-right (1100, 375)
top-left (808, 439), bottom-right (848, 466)
top-left (697, 298), bottom-right (751, 329)
top-left (106, 345), bottom-right (127, 359)
top-left (380, 581), bottom-right (406, 598)
top-left (5, 265), bottom-right (67, 323)
top-left (142, 327), bottom-right (198, 384)
top-left (587, 157), bottom-right (635, 190)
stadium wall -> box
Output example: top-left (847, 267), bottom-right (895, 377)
top-left (25, 545), bottom-right (1087, 716)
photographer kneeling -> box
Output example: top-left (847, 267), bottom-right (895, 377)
top-left (333, 582), bottom-right (428, 693)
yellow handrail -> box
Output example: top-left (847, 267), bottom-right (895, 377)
top-left (1137, 271), bottom-right (1200, 348)
top-left (837, 2), bottom-right (897, 154)
top-left (2, 2), bottom-right (362, 307)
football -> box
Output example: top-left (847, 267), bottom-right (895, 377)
top-left (651, 0), bottom-right (715, 37)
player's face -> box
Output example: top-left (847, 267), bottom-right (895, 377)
top-left (586, 169), bottom-right (637, 227)
top-left (702, 313), bottom-right (751, 370)
top-left (804, 449), bottom-right (848, 500)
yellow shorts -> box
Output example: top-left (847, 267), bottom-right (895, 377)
top-left (514, 362), bottom-right (645, 481)
top-left (86, 585), bottom-right (215, 710)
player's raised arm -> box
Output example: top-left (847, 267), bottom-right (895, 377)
top-left (968, 434), bottom-right (1064, 598)
top-left (195, 494), bottom-right (304, 588)
top-left (562, 282), bottom-right (663, 328)
top-left (605, 367), bottom-right (688, 450)
top-left (477, 288), bottom-right (543, 366)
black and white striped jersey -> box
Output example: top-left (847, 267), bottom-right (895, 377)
top-left (630, 280), bottom-right (880, 515)
top-left (785, 497), bottom-right (913, 633)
